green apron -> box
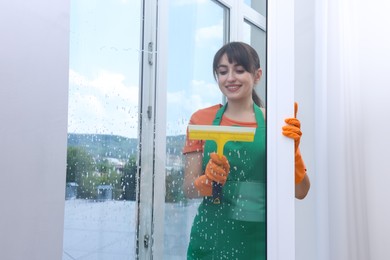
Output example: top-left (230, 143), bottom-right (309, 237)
top-left (187, 103), bottom-right (267, 260)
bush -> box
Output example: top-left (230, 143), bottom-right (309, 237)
top-left (165, 168), bottom-right (187, 203)
top-left (66, 146), bottom-right (95, 183)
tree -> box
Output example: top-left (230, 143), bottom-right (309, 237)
top-left (165, 168), bottom-right (186, 203)
top-left (66, 146), bottom-right (95, 182)
top-left (66, 146), bottom-right (95, 198)
top-left (96, 159), bottom-right (116, 185)
top-left (121, 156), bottom-right (137, 200)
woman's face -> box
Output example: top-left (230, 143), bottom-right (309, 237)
top-left (216, 54), bottom-right (262, 103)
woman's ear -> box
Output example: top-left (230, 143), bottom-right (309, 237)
top-left (254, 68), bottom-right (263, 84)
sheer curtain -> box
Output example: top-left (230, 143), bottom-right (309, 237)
top-left (315, 0), bottom-right (390, 259)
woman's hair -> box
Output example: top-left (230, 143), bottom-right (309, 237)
top-left (213, 41), bottom-right (264, 108)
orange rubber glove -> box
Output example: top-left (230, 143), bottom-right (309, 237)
top-left (194, 175), bottom-right (212, 196)
top-left (282, 102), bottom-right (307, 184)
top-left (205, 153), bottom-right (230, 185)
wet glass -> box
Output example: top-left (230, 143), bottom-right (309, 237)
top-left (163, 0), bottom-right (228, 258)
top-left (63, 0), bottom-right (141, 259)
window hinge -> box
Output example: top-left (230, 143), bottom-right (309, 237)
top-left (144, 234), bottom-right (150, 248)
top-left (147, 105), bottom-right (152, 119)
top-left (148, 42), bottom-right (153, 65)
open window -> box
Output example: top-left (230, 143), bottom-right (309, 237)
top-left (63, 0), bottom-right (295, 259)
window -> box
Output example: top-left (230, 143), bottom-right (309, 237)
top-left (243, 19), bottom-right (267, 103)
top-left (63, 1), bottom-right (141, 259)
top-left (64, 1), bottom-right (271, 259)
top-left (162, 1), bottom-right (228, 258)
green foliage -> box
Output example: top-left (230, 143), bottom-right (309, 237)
top-left (78, 172), bottom-right (100, 199)
top-left (66, 146), bottom-right (137, 200)
top-left (66, 133), bottom-right (187, 202)
top-left (66, 146), bottom-right (95, 183)
top-left (165, 167), bottom-right (186, 203)
top-left (121, 156), bottom-right (137, 201)
top-left (96, 159), bottom-right (117, 185)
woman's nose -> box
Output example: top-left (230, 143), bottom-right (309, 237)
top-left (227, 71), bottom-right (236, 81)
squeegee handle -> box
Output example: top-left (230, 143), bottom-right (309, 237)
top-left (212, 182), bottom-right (222, 204)
top-left (213, 144), bottom-right (226, 205)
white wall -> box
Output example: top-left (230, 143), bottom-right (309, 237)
top-left (359, 2), bottom-right (390, 257)
top-left (344, 1), bottom-right (390, 259)
top-left (0, 1), bottom-right (69, 259)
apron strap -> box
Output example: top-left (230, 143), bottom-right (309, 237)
top-left (213, 103), bottom-right (265, 126)
top-left (212, 104), bottom-right (227, 125)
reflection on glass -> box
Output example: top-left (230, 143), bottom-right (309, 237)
top-left (164, 0), bottom-right (227, 258)
top-left (244, 0), bottom-right (267, 16)
top-left (63, 0), bottom-right (140, 259)
top-left (243, 20), bottom-right (267, 104)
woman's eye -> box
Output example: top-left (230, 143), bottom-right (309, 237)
top-left (218, 70), bottom-right (228, 75)
top-left (236, 69), bottom-right (245, 74)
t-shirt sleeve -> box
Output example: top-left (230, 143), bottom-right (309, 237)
top-left (182, 114), bottom-right (206, 154)
top-left (182, 105), bottom-right (220, 154)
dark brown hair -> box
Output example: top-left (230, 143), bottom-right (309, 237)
top-left (213, 42), bottom-right (264, 107)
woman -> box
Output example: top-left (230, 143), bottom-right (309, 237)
top-left (183, 42), bottom-right (310, 259)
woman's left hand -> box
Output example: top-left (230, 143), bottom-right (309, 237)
top-left (282, 102), bottom-right (302, 152)
top-left (282, 102), bottom-right (306, 185)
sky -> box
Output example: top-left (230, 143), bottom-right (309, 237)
top-left (68, 0), bottom-right (225, 138)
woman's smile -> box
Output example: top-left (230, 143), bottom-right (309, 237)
top-left (225, 84), bottom-right (241, 92)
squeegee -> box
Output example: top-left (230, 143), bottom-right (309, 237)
top-left (188, 125), bottom-right (256, 204)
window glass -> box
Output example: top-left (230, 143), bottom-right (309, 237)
top-left (163, 0), bottom-right (227, 258)
top-left (243, 20), bottom-right (267, 104)
top-left (244, 0), bottom-right (267, 16)
top-left (63, 0), bottom-right (141, 259)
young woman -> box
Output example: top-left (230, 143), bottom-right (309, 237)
top-left (183, 42), bottom-right (310, 259)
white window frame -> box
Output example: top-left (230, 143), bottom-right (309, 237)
top-left (267, 0), bottom-right (295, 259)
top-left (137, 0), bottom-right (158, 259)
top-left (152, 0), bottom-right (168, 258)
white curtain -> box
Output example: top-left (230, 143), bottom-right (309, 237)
top-left (314, 0), bottom-right (390, 259)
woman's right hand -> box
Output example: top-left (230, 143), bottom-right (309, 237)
top-left (205, 153), bottom-right (230, 185)
top-left (194, 175), bottom-right (212, 196)
top-left (184, 152), bottom-right (230, 198)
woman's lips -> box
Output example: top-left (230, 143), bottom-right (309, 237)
top-left (226, 85), bottom-right (241, 92)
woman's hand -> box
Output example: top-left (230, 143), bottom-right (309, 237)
top-left (282, 102), bottom-right (302, 152)
top-left (205, 153), bottom-right (230, 185)
top-left (194, 175), bottom-right (212, 196)
top-left (183, 151), bottom-right (230, 198)
top-left (282, 102), bottom-right (310, 198)
top-left (190, 152), bottom-right (230, 197)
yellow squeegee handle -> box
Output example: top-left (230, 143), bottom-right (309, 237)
top-left (216, 139), bottom-right (227, 157)
top-left (212, 139), bottom-right (228, 204)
